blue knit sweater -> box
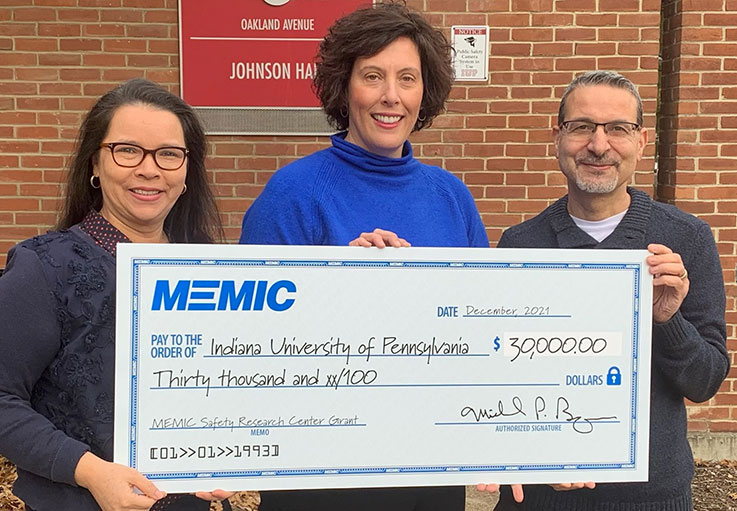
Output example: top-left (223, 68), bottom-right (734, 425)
top-left (495, 188), bottom-right (729, 511)
top-left (239, 133), bottom-right (489, 248)
top-left (239, 133), bottom-right (486, 511)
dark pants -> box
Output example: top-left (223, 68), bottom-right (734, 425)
top-left (259, 486), bottom-right (465, 511)
top-left (150, 493), bottom-right (233, 511)
top-left (28, 493), bottom-right (231, 511)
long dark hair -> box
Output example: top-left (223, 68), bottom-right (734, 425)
top-left (57, 78), bottom-right (223, 243)
top-left (314, 1), bottom-right (453, 132)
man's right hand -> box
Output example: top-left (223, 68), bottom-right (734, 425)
top-left (476, 483), bottom-right (525, 502)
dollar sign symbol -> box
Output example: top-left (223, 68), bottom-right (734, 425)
top-left (493, 336), bottom-right (501, 352)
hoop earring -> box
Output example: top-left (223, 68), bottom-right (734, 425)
top-left (90, 175), bottom-right (101, 189)
top-left (417, 111), bottom-right (427, 122)
top-left (180, 183), bottom-right (187, 196)
top-left (339, 106), bottom-right (348, 119)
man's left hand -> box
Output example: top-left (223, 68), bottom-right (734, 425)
top-left (646, 243), bottom-right (690, 323)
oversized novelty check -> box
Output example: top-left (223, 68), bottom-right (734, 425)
top-left (114, 245), bottom-right (652, 492)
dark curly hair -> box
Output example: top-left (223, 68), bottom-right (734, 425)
top-left (313, 1), bottom-right (453, 132)
top-left (57, 78), bottom-right (223, 243)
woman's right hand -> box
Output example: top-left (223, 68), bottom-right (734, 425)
top-left (349, 228), bottom-right (411, 248)
top-left (74, 452), bottom-right (166, 510)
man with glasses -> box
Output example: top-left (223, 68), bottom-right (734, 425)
top-left (491, 71), bottom-right (728, 510)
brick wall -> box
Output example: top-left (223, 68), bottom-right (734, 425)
top-left (659, 0), bottom-right (737, 432)
top-left (0, 0), bottom-right (734, 433)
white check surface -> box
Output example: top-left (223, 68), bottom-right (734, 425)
top-left (114, 245), bottom-right (652, 492)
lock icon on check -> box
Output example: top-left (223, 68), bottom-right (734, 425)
top-left (606, 367), bottom-right (622, 386)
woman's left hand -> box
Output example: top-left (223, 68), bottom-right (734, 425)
top-left (349, 228), bottom-right (411, 248)
top-left (194, 490), bottom-right (235, 501)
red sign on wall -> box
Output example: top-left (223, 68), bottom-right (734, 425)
top-left (179, 0), bottom-right (369, 108)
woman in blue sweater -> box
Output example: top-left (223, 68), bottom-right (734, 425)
top-left (239, 3), bottom-right (488, 510)
top-left (239, 2), bottom-right (487, 250)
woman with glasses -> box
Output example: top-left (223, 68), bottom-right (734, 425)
top-left (0, 79), bottom-right (230, 511)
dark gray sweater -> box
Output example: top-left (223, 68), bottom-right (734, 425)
top-left (495, 188), bottom-right (729, 511)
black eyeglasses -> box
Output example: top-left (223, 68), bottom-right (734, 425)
top-left (100, 142), bottom-right (189, 170)
top-left (559, 120), bottom-right (641, 139)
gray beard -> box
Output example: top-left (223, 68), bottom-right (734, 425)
top-left (573, 173), bottom-right (619, 194)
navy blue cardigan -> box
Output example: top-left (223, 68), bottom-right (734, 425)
top-left (0, 226), bottom-right (115, 509)
top-left (496, 188), bottom-right (729, 511)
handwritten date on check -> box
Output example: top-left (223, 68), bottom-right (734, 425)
top-left (114, 245), bottom-right (652, 493)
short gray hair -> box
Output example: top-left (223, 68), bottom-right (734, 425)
top-left (557, 71), bottom-right (643, 126)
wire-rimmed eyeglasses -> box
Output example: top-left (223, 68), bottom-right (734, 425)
top-left (99, 142), bottom-right (189, 170)
top-left (559, 120), bottom-right (641, 140)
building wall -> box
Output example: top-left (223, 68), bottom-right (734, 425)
top-left (0, 0), bottom-right (734, 434)
top-left (658, 0), bottom-right (737, 432)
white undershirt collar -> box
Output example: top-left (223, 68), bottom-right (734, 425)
top-left (570, 211), bottom-right (627, 243)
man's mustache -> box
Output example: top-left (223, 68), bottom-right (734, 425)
top-left (576, 156), bottom-right (619, 166)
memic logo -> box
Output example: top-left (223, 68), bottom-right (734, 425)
top-left (263, 0), bottom-right (291, 5)
top-left (152, 280), bottom-right (297, 311)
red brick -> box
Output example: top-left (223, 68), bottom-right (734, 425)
top-left (492, 43), bottom-right (532, 57)
top-left (122, 0), bottom-right (166, 7)
top-left (104, 38), bottom-right (147, 53)
top-left (147, 40), bottom-right (177, 53)
top-left (618, 42), bottom-right (661, 56)
top-left (1, 198), bottom-right (40, 211)
top-left (13, 7), bottom-right (55, 20)
top-left (682, 0), bottom-right (726, 10)
top-left (144, 10), bottom-right (177, 23)
top-left (16, 97), bottom-right (60, 110)
top-left (469, 0), bottom-right (510, 11)
top-left (15, 68), bottom-right (59, 81)
top-left (83, 23), bottom-right (126, 36)
top-left (574, 42), bottom-right (616, 55)
top-left (485, 130), bottom-right (527, 143)
top-left (468, 87), bottom-right (509, 100)
top-left (14, 212), bottom-right (56, 226)
top-left (60, 38), bottom-right (102, 51)
top-left (0, 53), bottom-right (36, 65)
top-left (126, 24), bottom-right (169, 38)
top-left (555, 28), bottom-right (596, 41)
top-left (555, 0), bottom-right (597, 10)
top-left (20, 156), bottom-right (64, 169)
top-left (0, 22), bottom-right (35, 36)
top-left (38, 53), bottom-right (81, 66)
top-left (79, 0), bottom-right (121, 5)
top-left (14, 38), bottom-right (58, 51)
top-left (555, 57), bottom-right (597, 71)
top-left (531, 13), bottom-right (573, 25)
top-left (704, 43), bottom-right (737, 57)
top-left (532, 43), bottom-right (573, 56)
top-left (57, 8), bottom-right (100, 21)
top-left (511, 28), bottom-right (553, 42)
top-left (16, 126), bottom-right (59, 140)
top-left (597, 57), bottom-right (639, 70)
top-left (465, 145), bottom-right (506, 158)
top-left (445, 14), bottom-right (488, 26)
top-left (575, 13), bottom-right (617, 26)
top-left (426, 0), bottom-right (466, 9)
top-left (39, 82), bottom-right (83, 95)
